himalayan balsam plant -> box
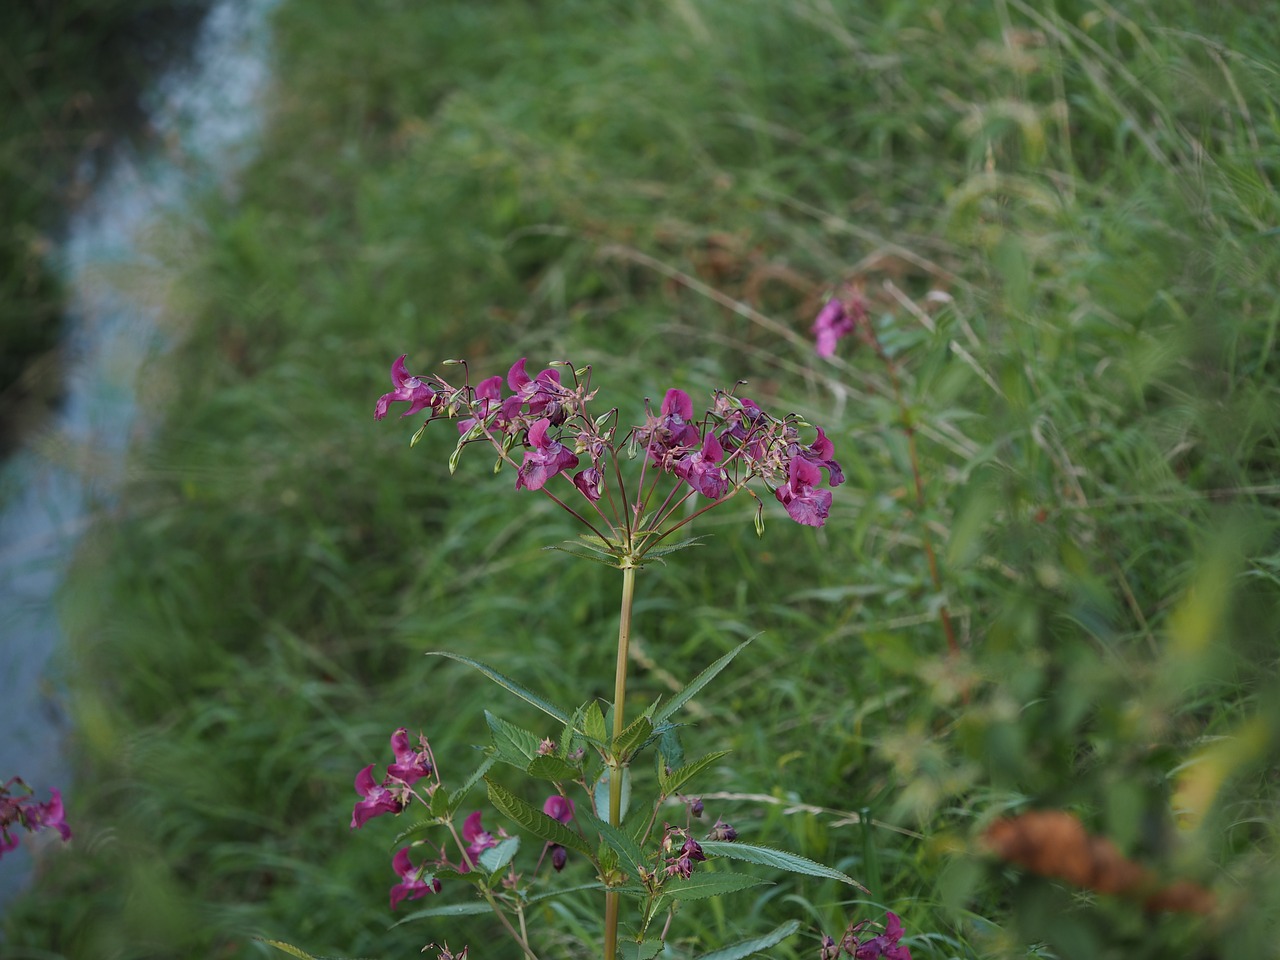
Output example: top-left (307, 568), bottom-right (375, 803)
top-left (1, 777), bottom-right (71, 860)
top-left (264, 355), bottom-right (910, 960)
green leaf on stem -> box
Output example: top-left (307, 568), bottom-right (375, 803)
top-left (613, 714), bottom-right (653, 761)
top-left (654, 637), bottom-right (757, 725)
top-left (426, 652), bottom-right (570, 724)
top-left (389, 902), bottom-right (492, 927)
top-left (485, 778), bottom-right (594, 857)
top-left (638, 537), bottom-right (706, 560)
top-left (656, 871), bottom-right (772, 911)
top-left (619, 941), bottom-right (664, 960)
top-left (693, 920), bottom-right (801, 960)
top-left (486, 711), bottom-right (544, 768)
top-left (478, 835), bottom-right (520, 874)
top-left (660, 750), bottom-right (731, 796)
top-left (576, 805), bottom-right (645, 879)
top-left (582, 701), bottom-right (608, 744)
top-left (444, 755), bottom-right (496, 815)
top-left (526, 753), bottom-right (580, 781)
top-left (699, 842), bottom-right (869, 891)
top-left (544, 543), bottom-right (623, 567)
top-left (391, 817), bottom-right (437, 847)
top-left (657, 727), bottom-right (684, 772)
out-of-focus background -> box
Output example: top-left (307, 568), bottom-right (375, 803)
top-left (2, 1), bottom-right (1279, 957)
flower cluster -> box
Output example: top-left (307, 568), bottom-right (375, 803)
top-left (351, 727), bottom-right (435, 829)
top-left (660, 825), bottom-right (707, 879)
top-left (820, 913), bottom-right (912, 960)
top-left (376, 356), bottom-right (843, 532)
top-left (1, 777), bottom-right (71, 860)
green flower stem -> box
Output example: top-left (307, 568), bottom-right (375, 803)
top-left (605, 562), bottom-right (638, 960)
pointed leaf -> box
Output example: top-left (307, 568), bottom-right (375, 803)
top-left (654, 638), bottom-right (756, 725)
top-left (427, 653), bottom-right (569, 724)
top-left (613, 715), bottom-right (653, 760)
top-left (445, 755), bottom-right (496, 815)
top-left (526, 754), bottom-right (580, 782)
top-left (576, 805), bottom-right (645, 879)
top-left (525, 881), bottom-right (609, 906)
top-left (661, 751), bottom-right (731, 797)
top-left (478, 836), bottom-right (520, 874)
top-left (391, 817), bottom-right (438, 848)
top-left (657, 726), bottom-right (684, 772)
top-left (485, 778), bottom-right (593, 858)
top-left (658, 871), bottom-right (772, 909)
top-left (620, 941), bottom-right (664, 960)
top-left (699, 842), bottom-right (868, 891)
top-left (486, 711), bottom-right (544, 768)
top-left (390, 902), bottom-right (492, 927)
top-left (694, 920), bottom-right (801, 960)
top-left (639, 537), bottom-right (706, 560)
top-left (544, 544), bottom-right (624, 567)
top-left (583, 701), bottom-right (608, 744)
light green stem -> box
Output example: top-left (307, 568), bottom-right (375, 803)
top-left (604, 563), bottom-right (637, 960)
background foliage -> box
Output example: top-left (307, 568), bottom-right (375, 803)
top-left (4, 1), bottom-right (1280, 958)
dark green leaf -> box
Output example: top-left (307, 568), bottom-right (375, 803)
top-left (654, 638), bottom-right (756, 724)
top-left (526, 753), bottom-right (580, 782)
top-left (699, 842), bottom-right (868, 891)
top-left (485, 778), bottom-right (593, 857)
top-left (583, 701), bottom-right (608, 744)
top-left (426, 653), bottom-right (569, 724)
top-left (613, 714), bottom-right (653, 760)
top-left (445, 755), bottom-right (496, 815)
top-left (694, 920), bottom-right (800, 960)
top-left (391, 817), bottom-right (438, 848)
top-left (619, 940), bottom-right (664, 960)
top-left (661, 750), bottom-right (731, 796)
top-left (576, 805), bottom-right (645, 879)
top-left (389, 902), bottom-right (492, 927)
top-left (486, 711), bottom-right (544, 768)
top-left (657, 871), bottom-right (771, 909)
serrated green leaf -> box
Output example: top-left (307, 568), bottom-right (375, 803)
top-left (391, 817), bottom-right (438, 848)
top-left (699, 842), bottom-right (868, 891)
top-left (426, 653), bottom-right (569, 724)
top-left (613, 714), bottom-right (653, 760)
top-left (620, 940), bottom-right (664, 960)
top-left (486, 778), bottom-right (593, 857)
top-left (661, 750), bottom-right (731, 796)
top-left (654, 638), bottom-right (756, 725)
top-left (543, 544), bottom-right (623, 567)
top-left (583, 701), bottom-right (608, 743)
top-left (657, 727), bottom-right (684, 772)
top-left (657, 871), bottom-right (771, 909)
top-left (389, 902), bottom-right (492, 927)
top-left (694, 920), bottom-right (800, 960)
top-left (486, 711), bottom-right (544, 768)
top-left (525, 881), bottom-right (608, 905)
top-left (639, 537), bottom-right (705, 560)
top-left (526, 753), bottom-right (580, 782)
top-left (576, 806), bottom-right (645, 879)
top-left (429, 787), bottom-right (449, 819)
top-left (445, 755), bottom-right (496, 815)
top-left (478, 836), bottom-right (520, 874)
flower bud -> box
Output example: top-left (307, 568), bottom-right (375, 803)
top-left (551, 844), bottom-right (567, 872)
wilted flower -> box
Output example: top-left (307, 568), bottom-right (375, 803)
top-left (819, 934), bottom-right (841, 960)
top-left (375, 355), bottom-right (439, 420)
top-left (707, 817), bottom-right (737, 841)
top-left (389, 847), bottom-right (442, 909)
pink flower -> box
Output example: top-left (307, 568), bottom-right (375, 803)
top-left (674, 430), bottom-right (729, 500)
top-left (775, 456), bottom-right (832, 527)
top-left (386, 728), bottom-right (433, 786)
top-left (542, 795), bottom-right (574, 823)
top-left (351, 765), bottom-right (404, 829)
top-left (515, 418), bottom-right (579, 491)
top-left (375, 355), bottom-right (439, 420)
top-left (389, 847), bottom-right (442, 909)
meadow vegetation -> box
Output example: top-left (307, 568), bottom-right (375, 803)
top-left (4, 1), bottom-right (1280, 958)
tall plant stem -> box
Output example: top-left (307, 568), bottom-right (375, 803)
top-left (605, 562), bottom-right (638, 960)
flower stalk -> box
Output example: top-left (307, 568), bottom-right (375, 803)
top-left (605, 561), bottom-right (638, 960)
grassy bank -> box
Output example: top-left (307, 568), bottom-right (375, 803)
top-left (4, 1), bottom-right (1279, 958)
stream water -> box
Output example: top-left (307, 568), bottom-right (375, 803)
top-left (0, 0), bottom-right (275, 911)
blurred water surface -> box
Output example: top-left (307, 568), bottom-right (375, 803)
top-left (0, 0), bottom-right (276, 911)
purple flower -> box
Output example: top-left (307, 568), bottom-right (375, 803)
top-left (639, 388), bottom-right (702, 464)
top-left (542, 795), bottom-right (575, 824)
top-left (386, 728), bottom-right (433, 786)
top-left (461, 810), bottom-right (499, 869)
top-left (375, 355), bottom-right (439, 420)
top-left (0, 780), bottom-right (72, 859)
top-left (812, 298), bottom-right (856, 358)
top-left (674, 431), bottom-right (729, 499)
top-left (390, 847), bottom-right (442, 909)
top-left (351, 764), bottom-right (404, 829)
top-left (503, 358), bottom-right (568, 423)
top-left (791, 427), bottom-right (844, 487)
top-left (775, 456), bottom-right (832, 527)
top-left (26, 789), bottom-right (71, 842)
top-left (707, 817), bottom-right (737, 841)
top-left (572, 467), bottom-right (603, 502)
top-left (853, 913), bottom-right (911, 960)
top-left (551, 844), bottom-right (568, 872)
top-left (515, 418), bottom-right (580, 491)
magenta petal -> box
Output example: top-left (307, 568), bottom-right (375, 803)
top-left (661, 388), bottom-right (693, 419)
top-left (542, 795), bottom-right (575, 823)
top-left (507, 358), bottom-right (531, 391)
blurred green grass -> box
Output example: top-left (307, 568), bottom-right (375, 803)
top-left (4, 0), bottom-right (1280, 958)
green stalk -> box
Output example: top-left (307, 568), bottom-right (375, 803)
top-left (604, 562), bottom-right (638, 960)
